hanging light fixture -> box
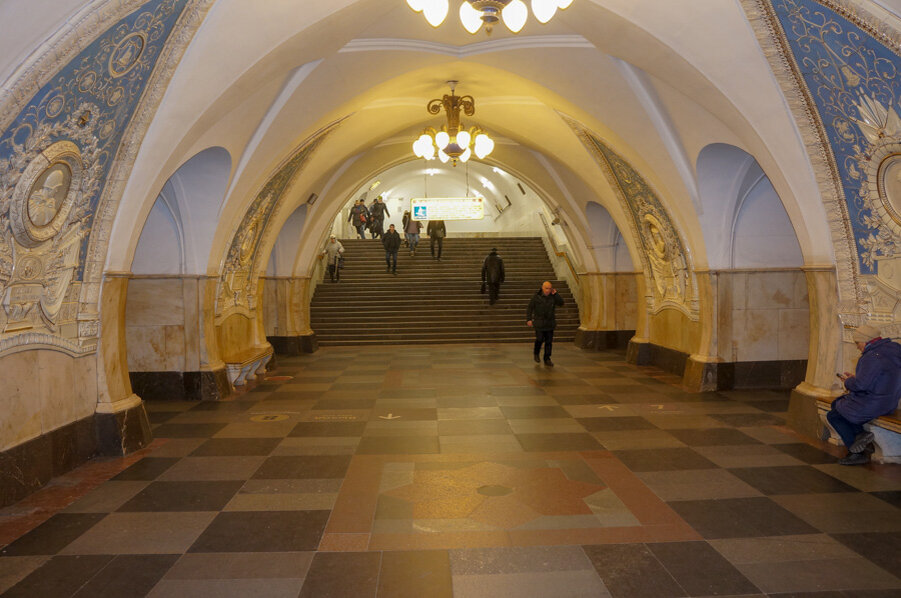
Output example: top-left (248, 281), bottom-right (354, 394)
top-left (407, 0), bottom-right (573, 35)
top-left (412, 81), bottom-right (495, 166)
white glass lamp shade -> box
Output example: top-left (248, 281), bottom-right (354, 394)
top-left (456, 130), bottom-right (471, 149)
top-left (532, 0), bottom-right (558, 23)
top-left (474, 134), bottom-right (494, 159)
top-left (502, 0), bottom-right (528, 33)
top-left (407, 0), bottom-right (426, 11)
top-left (460, 1), bottom-right (483, 34)
top-left (412, 139), bottom-right (423, 157)
top-left (423, 0), bottom-right (449, 27)
top-left (423, 142), bottom-right (436, 160)
top-left (459, 147), bottom-right (472, 163)
top-left (435, 131), bottom-right (450, 149)
top-left (557, 0), bottom-right (573, 8)
top-left (438, 148), bottom-right (450, 163)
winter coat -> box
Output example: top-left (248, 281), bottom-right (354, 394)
top-left (482, 252), bottom-right (505, 285)
top-left (382, 230), bottom-right (401, 253)
top-left (836, 338), bottom-right (901, 423)
top-left (405, 219), bottom-right (422, 235)
top-left (526, 289), bottom-right (564, 331)
top-left (349, 204), bottom-right (369, 225)
top-left (427, 220), bottom-right (446, 238)
top-left (370, 201), bottom-right (390, 221)
top-left (323, 240), bottom-right (344, 265)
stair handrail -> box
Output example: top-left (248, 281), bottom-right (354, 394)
top-left (538, 211), bottom-right (580, 282)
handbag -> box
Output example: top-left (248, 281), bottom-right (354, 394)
top-left (338, 256), bottom-right (345, 269)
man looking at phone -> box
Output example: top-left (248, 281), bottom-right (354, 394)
top-left (827, 322), bottom-right (901, 465)
top-left (527, 281), bottom-right (564, 367)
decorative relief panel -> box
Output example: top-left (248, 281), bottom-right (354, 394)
top-left (567, 119), bottom-right (699, 319)
top-left (0, 0), bottom-right (192, 355)
top-left (215, 121), bottom-right (345, 322)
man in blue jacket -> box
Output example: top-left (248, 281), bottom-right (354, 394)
top-left (827, 322), bottom-right (901, 465)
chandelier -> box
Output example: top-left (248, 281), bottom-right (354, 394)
top-left (406, 0), bottom-right (573, 34)
top-left (412, 81), bottom-right (495, 165)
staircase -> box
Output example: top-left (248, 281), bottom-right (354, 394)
top-left (310, 237), bottom-right (580, 346)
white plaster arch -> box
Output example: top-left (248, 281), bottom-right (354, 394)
top-left (585, 201), bottom-right (634, 273)
top-left (132, 184), bottom-right (184, 275)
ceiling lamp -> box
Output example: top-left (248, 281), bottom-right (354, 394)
top-left (412, 81), bottom-right (495, 165)
top-left (407, 0), bottom-right (573, 34)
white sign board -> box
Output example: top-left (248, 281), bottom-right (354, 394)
top-left (410, 197), bottom-right (485, 221)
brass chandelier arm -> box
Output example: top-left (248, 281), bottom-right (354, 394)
top-left (426, 99), bottom-right (444, 115)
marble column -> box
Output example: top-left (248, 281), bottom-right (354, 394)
top-left (626, 274), bottom-right (652, 364)
top-left (265, 276), bottom-right (318, 355)
top-left (96, 273), bottom-right (151, 454)
top-left (574, 272), bottom-right (636, 351)
top-left (683, 270), bottom-right (725, 391)
top-left (788, 267), bottom-right (843, 438)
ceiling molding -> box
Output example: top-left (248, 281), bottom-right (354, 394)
top-left (339, 35), bottom-right (595, 58)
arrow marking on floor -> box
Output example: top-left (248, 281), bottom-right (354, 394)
top-left (598, 405), bottom-right (618, 411)
top-left (379, 413), bottom-right (402, 420)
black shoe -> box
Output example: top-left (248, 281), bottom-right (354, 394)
top-left (392, 269), bottom-right (397, 275)
top-left (849, 431), bottom-right (875, 453)
top-left (533, 354), bottom-right (540, 363)
top-left (544, 359), bottom-right (554, 367)
top-left (385, 267), bottom-right (390, 273)
top-left (839, 452), bottom-right (870, 466)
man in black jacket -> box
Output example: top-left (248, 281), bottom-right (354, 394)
top-left (481, 248), bottom-right (505, 305)
top-left (382, 224), bottom-right (401, 274)
top-left (527, 281), bottom-right (564, 366)
top-left (428, 220), bottom-right (446, 261)
top-left (369, 196), bottom-right (390, 239)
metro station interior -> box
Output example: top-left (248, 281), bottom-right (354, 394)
top-left (0, 1), bottom-right (900, 596)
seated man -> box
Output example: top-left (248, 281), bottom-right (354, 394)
top-left (828, 322), bottom-right (901, 465)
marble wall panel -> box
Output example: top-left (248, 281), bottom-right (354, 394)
top-left (126, 279), bottom-right (186, 326)
top-left (778, 309), bottom-right (811, 361)
top-left (126, 278), bottom-right (188, 373)
top-left (613, 273), bottom-right (639, 331)
top-left (0, 352), bottom-right (43, 451)
top-left (216, 313), bottom-right (255, 359)
top-left (648, 308), bottom-right (700, 354)
top-left (734, 309), bottom-right (781, 362)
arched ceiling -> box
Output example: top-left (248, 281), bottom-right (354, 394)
top-left (97, 0), bottom-right (847, 277)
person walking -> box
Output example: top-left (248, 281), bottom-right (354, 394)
top-left (348, 199), bottom-right (369, 239)
top-left (481, 248), bottom-right (505, 305)
top-left (527, 281), bottom-right (564, 366)
top-left (427, 219), bottom-right (446, 261)
top-left (321, 235), bottom-right (344, 283)
top-left (404, 213), bottom-right (422, 256)
top-left (827, 322), bottom-right (901, 465)
top-left (369, 196), bottom-right (390, 239)
top-left (382, 223), bottom-right (401, 275)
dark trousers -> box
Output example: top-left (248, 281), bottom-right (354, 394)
top-left (385, 251), bottom-right (397, 271)
top-left (327, 263), bottom-right (339, 282)
top-left (488, 283), bottom-right (500, 304)
top-left (534, 329), bottom-right (554, 360)
top-left (826, 399), bottom-right (864, 448)
top-left (430, 237), bottom-right (443, 258)
top-left (355, 224), bottom-right (366, 239)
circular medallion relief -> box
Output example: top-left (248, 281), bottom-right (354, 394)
top-left (10, 141), bottom-right (83, 248)
top-left (27, 163), bottom-right (72, 227)
top-left (109, 32), bottom-right (145, 77)
top-left (877, 155), bottom-right (901, 226)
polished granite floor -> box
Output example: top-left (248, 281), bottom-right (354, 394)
top-left (1, 344), bottom-right (900, 597)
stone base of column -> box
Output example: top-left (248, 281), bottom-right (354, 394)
top-left (626, 338), bottom-right (652, 365)
top-left (682, 356), bottom-right (726, 392)
top-left (267, 333), bottom-right (318, 356)
top-left (788, 382), bottom-right (841, 440)
top-left (130, 367), bottom-right (231, 401)
top-left (574, 329), bottom-right (634, 351)
top-left (95, 401), bottom-right (152, 456)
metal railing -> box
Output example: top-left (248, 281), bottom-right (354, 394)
top-left (538, 211), bottom-right (581, 283)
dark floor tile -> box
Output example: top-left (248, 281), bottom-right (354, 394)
top-left (0, 513), bottom-right (106, 556)
top-left (841, 590), bottom-right (901, 597)
top-left (190, 401), bottom-right (255, 412)
top-left (437, 396), bottom-right (496, 408)
top-left (148, 411), bottom-right (180, 424)
top-left (771, 443), bottom-right (838, 464)
top-left (1, 555), bottom-right (112, 597)
top-left (515, 433), bottom-right (604, 452)
top-left (188, 511), bottom-right (329, 552)
top-left (612, 448), bottom-right (718, 472)
top-left (728, 466), bottom-right (857, 495)
top-left (112, 457), bottom-right (180, 481)
top-left (870, 491), bottom-right (901, 509)
top-left (190, 438), bottom-right (281, 457)
top-left (582, 543), bottom-right (684, 598)
top-left (500, 406), bottom-right (570, 419)
top-left (831, 532), bottom-right (901, 575)
top-left (438, 419), bottom-right (512, 435)
top-left (750, 399), bottom-right (791, 413)
top-left (768, 593), bottom-right (844, 598)
top-left (667, 428), bottom-right (762, 446)
top-left (299, 552), bottom-right (381, 598)
top-left (647, 541), bottom-right (760, 596)
top-left (117, 481), bottom-right (244, 512)
top-left (356, 436), bottom-right (440, 454)
top-left (577, 416), bottom-right (658, 432)
top-left (313, 398), bottom-right (377, 410)
top-left (668, 497), bottom-right (818, 539)
top-left (710, 413), bottom-right (785, 427)
top-left (72, 554), bottom-right (179, 598)
top-left (553, 394), bottom-right (617, 406)
top-left (152, 423), bottom-right (228, 438)
top-left (378, 550), bottom-right (452, 598)
top-left (252, 455), bottom-right (352, 479)
top-left (490, 386), bottom-right (547, 396)
top-left (289, 422), bottom-right (367, 437)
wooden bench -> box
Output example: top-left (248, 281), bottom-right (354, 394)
top-left (223, 345), bottom-right (274, 387)
top-left (816, 398), bottom-right (901, 463)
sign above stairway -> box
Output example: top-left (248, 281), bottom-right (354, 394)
top-left (411, 197), bottom-right (485, 221)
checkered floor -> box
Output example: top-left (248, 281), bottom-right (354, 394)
top-left (1, 344), bottom-right (900, 597)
